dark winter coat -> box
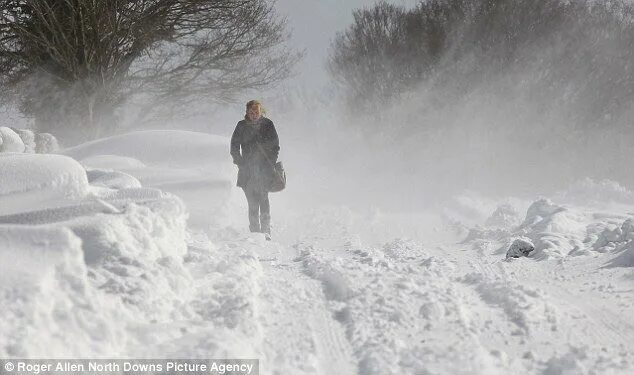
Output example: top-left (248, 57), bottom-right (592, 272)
top-left (230, 117), bottom-right (280, 189)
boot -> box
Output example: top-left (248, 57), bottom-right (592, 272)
top-left (249, 222), bottom-right (261, 233)
top-left (261, 213), bottom-right (271, 240)
top-left (248, 210), bottom-right (261, 233)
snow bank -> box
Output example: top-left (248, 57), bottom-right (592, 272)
top-left (0, 145), bottom-right (194, 356)
top-left (594, 219), bottom-right (634, 267)
top-left (518, 200), bottom-right (587, 258)
top-left (0, 194), bottom-right (192, 356)
top-left (63, 130), bottom-right (230, 168)
top-left (156, 231), bottom-right (265, 359)
top-left (554, 178), bottom-right (634, 207)
top-left (513, 198), bottom-right (634, 259)
top-left (0, 153), bottom-right (89, 215)
top-left (86, 169), bottom-right (142, 189)
top-left (67, 197), bottom-right (192, 322)
top-left (0, 225), bottom-right (128, 357)
top-left (456, 185), bottom-right (634, 265)
top-left (80, 154), bottom-right (146, 170)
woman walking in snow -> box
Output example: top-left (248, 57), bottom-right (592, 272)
top-left (230, 100), bottom-right (280, 240)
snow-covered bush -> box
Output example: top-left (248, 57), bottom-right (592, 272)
top-left (0, 127), bottom-right (59, 154)
top-left (11, 127), bottom-right (36, 153)
top-left (34, 132), bottom-right (59, 153)
top-left (0, 126), bottom-right (25, 152)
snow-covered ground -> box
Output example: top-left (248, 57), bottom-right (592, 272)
top-left (0, 131), bottom-right (632, 374)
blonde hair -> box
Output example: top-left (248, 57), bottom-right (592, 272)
top-left (245, 100), bottom-right (266, 119)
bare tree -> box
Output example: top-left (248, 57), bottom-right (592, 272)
top-left (328, 2), bottom-right (408, 113)
top-left (328, 0), bottom-right (634, 128)
top-left (0, 0), bottom-right (299, 142)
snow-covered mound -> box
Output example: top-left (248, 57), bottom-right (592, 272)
top-left (12, 128), bottom-right (35, 153)
top-left (0, 126), bottom-right (25, 153)
top-left (510, 197), bottom-right (634, 260)
top-left (485, 203), bottom-right (522, 229)
top-left (86, 169), bottom-right (142, 189)
top-left (0, 127), bottom-right (59, 154)
top-left (593, 218), bottom-right (634, 267)
top-left (62, 130), bottom-right (235, 227)
top-left (80, 154), bottom-right (147, 170)
top-left (34, 132), bottom-right (59, 154)
top-left (63, 130), bottom-right (230, 168)
top-left (0, 225), bottom-right (128, 357)
top-left (0, 199), bottom-right (192, 356)
top-left (0, 149), bottom-right (193, 357)
top-left (460, 182), bottom-right (634, 261)
top-left (0, 153), bottom-right (89, 215)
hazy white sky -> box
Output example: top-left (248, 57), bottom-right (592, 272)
top-left (274, 0), bottom-right (418, 90)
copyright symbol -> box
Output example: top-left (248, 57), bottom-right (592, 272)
top-left (4, 361), bottom-right (14, 372)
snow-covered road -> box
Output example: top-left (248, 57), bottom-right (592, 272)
top-left (174, 199), bottom-right (634, 374)
top-left (1, 130), bottom-right (633, 374)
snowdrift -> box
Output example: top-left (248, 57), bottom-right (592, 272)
top-left (0, 149), bottom-right (191, 357)
top-left (0, 153), bottom-right (89, 215)
top-left (458, 179), bottom-right (634, 264)
top-left (62, 130), bottom-right (235, 227)
top-left (0, 225), bottom-right (128, 357)
top-left (0, 129), bottom-right (257, 358)
top-left (63, 130), bottom-right (228, 167)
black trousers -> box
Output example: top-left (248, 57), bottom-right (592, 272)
top-left (243, 186), bottom-right (270, 234)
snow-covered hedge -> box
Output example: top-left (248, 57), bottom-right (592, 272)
top-left (0, 126), bottom-right (59, 154)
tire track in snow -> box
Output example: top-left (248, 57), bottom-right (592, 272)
top-left (294, 238), bottom-right (515, 374)
top-left (256, 240), bottom-right (357, 375)
top-left (307, 277), bottom-right (358, 375)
